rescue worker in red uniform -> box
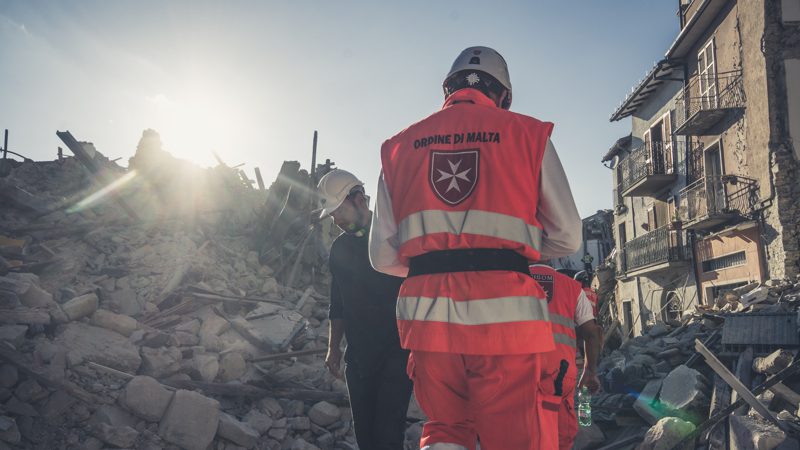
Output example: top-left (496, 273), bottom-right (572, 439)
top-left (530, 264), bottom-right (603, 450)
top-left (370, 46), bottom-right (582, 450)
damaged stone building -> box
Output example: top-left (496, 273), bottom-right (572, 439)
top-left (605, 0), bottom-right (800, 338)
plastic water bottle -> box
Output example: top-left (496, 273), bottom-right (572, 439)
top-left (577, 386), bottom-right (592, 426)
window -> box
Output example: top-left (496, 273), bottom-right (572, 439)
top-left (702, 251), bottom-right (747, 272)
top-left (709, 281), bottom-right (749, 302)
top-left (698, 39), bottom-right (718, 109)
top-left (623, 300), bottom-right (634, 337)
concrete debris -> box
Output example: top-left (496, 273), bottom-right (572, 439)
top-left (120, 376), bottom-right (174, 422)
top-left (730, 414), bottom-right (786, 449)
top-left (639, 417), bottom-right (695, 450)
top-left (754, 349), bottom-right (796, 375)
top-left (0, 133), bottom-right (366, 448)
top-left (158, 389), bottom-right (220, 450)
top-left (589, 276), bottom-right (800, 447)
top-left (308, 401), bottom-right (342, 427)
top-left (659, 365), bottom-right (710, 414)
top-left (217, 412), bottom-right (260, 449)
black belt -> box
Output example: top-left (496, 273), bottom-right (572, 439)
top-left (407, 249), bottom-right (530, 277)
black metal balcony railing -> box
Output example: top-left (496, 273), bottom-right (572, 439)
top-left (618, 141), bottom-right (679, 196)
top-left (679, 175), bottom-right (759, 228)
top-left (675, 71), bottom-right (746, 135)
top-left (619, 225), bottom-right (691, 274)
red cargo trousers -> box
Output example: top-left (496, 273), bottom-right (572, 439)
top-left (408, 351), bottom-right (561, 450)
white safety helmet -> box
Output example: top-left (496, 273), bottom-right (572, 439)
top-left (316, 169), bottom-right (364, 218)
top-left (443, 46), bottom-right (512, 108)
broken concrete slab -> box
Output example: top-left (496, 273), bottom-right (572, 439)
top-left (158, 389), bottom-right (220, 450)
top-left (659, 364), bottom-right (709, 413)
top-left (61, 293), bottom-right (99, 321)
top-left (633, 378), bottom-right (665, 425)
top-left (217, 412), bottom-right (259, 448)
top-left (120, 376), bottom-right (174, 422)
top-left (90, 309), bottom-right (137, 337)
top-left (730, 414), bottom-right (786, 449)
top-left (56, 322), bottom-right (141, 372)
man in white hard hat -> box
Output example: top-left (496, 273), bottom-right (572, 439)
top-left (370, 46), bottom-right (582, 449)
top-left (317, 169), bottom-right (413, 450)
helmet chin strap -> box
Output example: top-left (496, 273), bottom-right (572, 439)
top-left (343, 209), bottom-right (371, 237)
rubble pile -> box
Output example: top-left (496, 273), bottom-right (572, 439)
top-left (0, 130), bottom-right (423, 450)
top-left (576, 279), bottom-right (800, 449)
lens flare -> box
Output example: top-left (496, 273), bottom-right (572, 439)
top-left (67, 170), bottom-right (138, 214)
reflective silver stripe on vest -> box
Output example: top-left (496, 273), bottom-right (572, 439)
top-left (550, 312), bottom-right (575, 329)
top-left (554, 332), bottom-right (577, 348)
top-left (398, 209), bottom-right (543, 251)
top-left (397, 295), bottom-right (549, 325)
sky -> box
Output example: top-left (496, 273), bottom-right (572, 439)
top-left (0, 1), bottom-right (680, 217)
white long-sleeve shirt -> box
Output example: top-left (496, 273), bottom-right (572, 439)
top-left (369, 139), bottom-right (582, 277)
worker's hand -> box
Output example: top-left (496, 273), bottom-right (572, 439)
top-left (578, 369), bottom-right (601, 394)
top-left (325, 347), bottom-right (343, 378)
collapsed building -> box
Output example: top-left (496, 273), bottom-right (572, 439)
top-left (582, 1), bottom-right (800, 448)
top-left (0, 129), bottom-right (424, 450)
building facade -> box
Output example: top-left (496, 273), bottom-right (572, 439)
top-left (606, 0), bottom-right (800, 337)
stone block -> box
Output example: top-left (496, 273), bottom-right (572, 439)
top-left (730, 415), bottom-right (785, 450)
top-left (192, 353), bottom-right (219, 382)
top-left (89, 405), bottom-right (138, 429)
top-left (0, 365), bottom-right (18, 389)
top-left (91, 309), bottom-right (137, 337)
top-left (0, 415), bottom-right (21, 444)
top-left (106, 287), bottom-right (142, 316)
top-left (218, 352), bottom-right (247, 382)
top-left (259, 397), bottom-right (284, 418)
top-left (57, 322), bottom-right (141, 373)
top-left (754, 350), bottom-right (795, 375)
top-left (20, 284), bottom-right (56, 308)
top-left (640, 417), bottom-right (695, 450)
top-left (573, 424), bottom-right (605, 450)
top-left (288, 417), bottom-right (311, 431)
top-left (93, 423), bottom-right (139, 448)
top-left (217, 412), bottom-right (259, 448)
top-left (243, 409), bottom-right (272, 434)
top-left (14, 379), bottom-right (47, 403)
top-left (140, 347), bottom-right (181, 379)
top-left (308, 401), bottom-right (341, 427)
top-left (0, 325), bottom-right (27, 346)
top-left (120, 376), bottom-right (174, 422)
top-left (61, 293), bottom-right (99, 321)
top-left (158, 389), bottom-right (219, 450)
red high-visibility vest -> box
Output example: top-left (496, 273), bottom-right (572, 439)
top-left (529, 265), bottom-right (580, 381)
top-left (584, 287), bottom-right (599, 317)
top-left (381, 88), bottom-right (554, 355)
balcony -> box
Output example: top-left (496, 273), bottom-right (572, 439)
top-left (618, 226), bottom-right (691, 278)
top-left (679, 175), bottom-right (759, 230)
top-left (675, 71), bottom-right (746, 135)
top-left (619, 141), bottom-right (679, 197)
